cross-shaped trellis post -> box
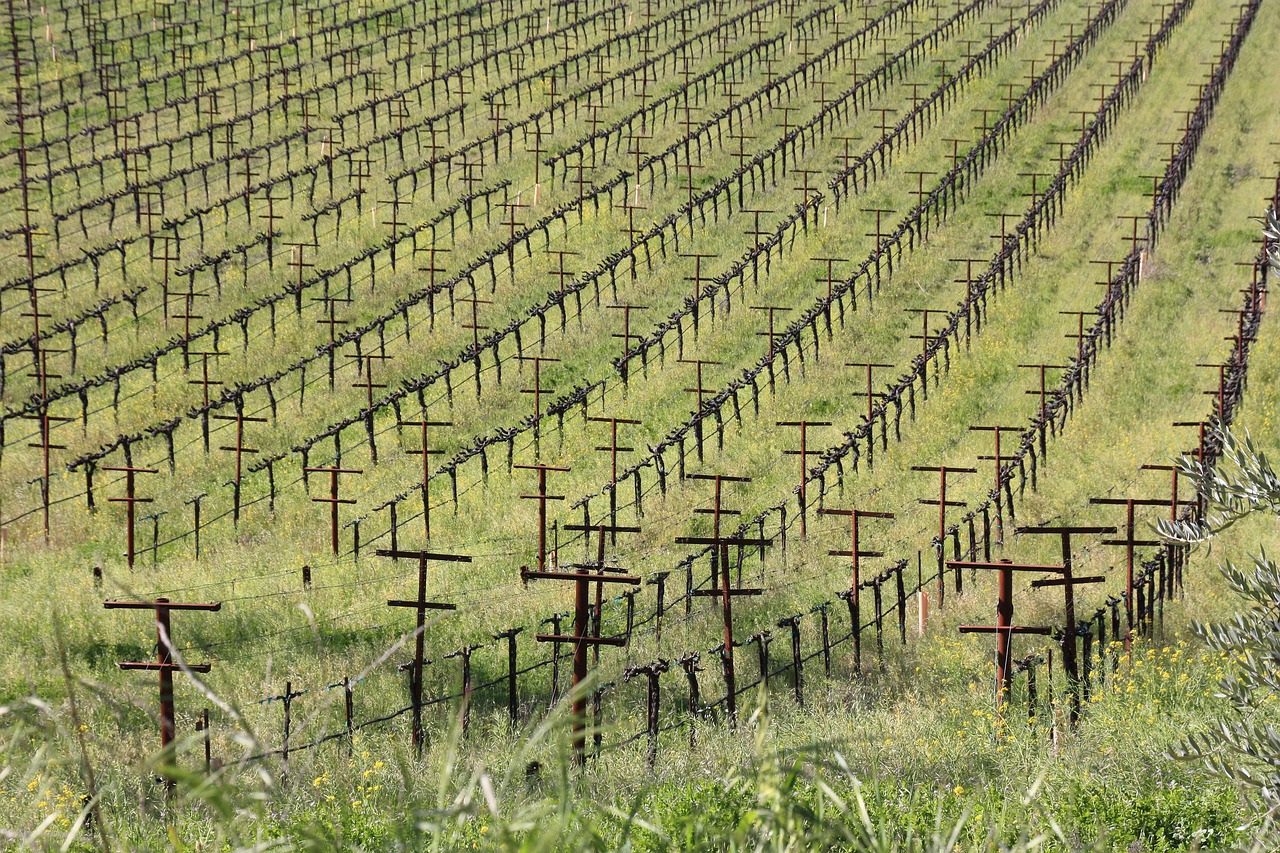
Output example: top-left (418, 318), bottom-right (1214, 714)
top-left (820, 506), bottom-right (893, 671)
top-left (1013, 525), bottom-right (1114, 725)
top-left (376, 547), bottom-right (469, 754)
top-left (105, 597), bottom-right (221, 794)
top-left (675, 474), bottom-right (772, 724)
top-left (304, 466), bottom-right (363, 554)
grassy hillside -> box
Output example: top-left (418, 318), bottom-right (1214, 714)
top-left (0, 0), bottom-right (1278, 847)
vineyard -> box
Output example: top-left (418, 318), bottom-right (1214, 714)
top-left (1, 0), bottom-right (1279, 847)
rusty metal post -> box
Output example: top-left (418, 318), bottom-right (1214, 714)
top-left (1016, 526), bottom-right (1114, 726)
top-left (213, 405), bottom-right (266, 525)
top-left (400, 414), bottom-right (450, 540)
top-left (820, 506), bottom-right (892, 671)
top-left (518, 355), bottom-right (560, 452)
top-left (377, 548), bottom-right (469, 754)
top-left (778, 421), bottom-right (831, 536)
top-left (847, 361), bottom-right (893, 465)
top-left (105, 597), bottom-right (221, 794)
top-left (104, 465), bottom-right (159, 568)
top-left (304, 466), bottom-right (363, 554)
top-left (515, 464), bottom-right (570, 572)
top-left (525, 554), bottom-right (638, 764)
top-left (587, 417), bottom-right (642, 543)
top-left (970, 425), bottom-right (1019, 540)
top-left (953, 560), bottom-right (1057, 709)
top-left (1091, 498), bottom-right (1168, 646)
top-left (912, 465), bottom-right (976, 606)
top-left (677, 475), bottom-right (771, 725)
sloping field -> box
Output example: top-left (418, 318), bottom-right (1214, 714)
top-left (1, 0), bottom-right (1278, 847)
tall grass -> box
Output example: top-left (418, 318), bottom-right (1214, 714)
top-left (0, 626), bottom-right (1263, 850)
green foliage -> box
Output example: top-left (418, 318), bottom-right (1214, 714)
top-left (1165, 497), bottom-right (1280, 814)
top-left (633, 780), bottom-right (753, 851)
top-left (1048, 783), bottom-right (1240, 852)
top-left (1153, 202), bottom-right (1280, 836)
top-left (0, 660), bottom-right (1253, 851)
top-left (1161, 210), bottom-right (1280, 549)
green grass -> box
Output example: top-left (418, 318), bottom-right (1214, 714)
top-left (1, 0), bottom-right (1279, 847)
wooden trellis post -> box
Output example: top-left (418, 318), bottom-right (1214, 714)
top-left (170, 287), bottom-right (209, 344)
top-left (286, 241), bottom-right (317, 291)
top-left (741, 209), bottom-right (777, 248)
top-left (862, 207), bottom-right (896, 258)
